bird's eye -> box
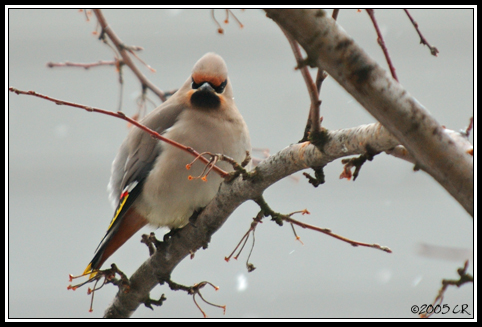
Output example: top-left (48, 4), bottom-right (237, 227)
top-left (191, 78), bottom-right (227, 93)
top-left (214, 79), bottom-right (227, 94)
top-left (191, 78), bottom-right (202, 90)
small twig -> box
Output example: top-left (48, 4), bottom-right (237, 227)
top-left (186, 152), bottom-right (220, 182)
top-left (255, 196), bottom-right (392, 254)
top-left (225, 228), bottom-right (251, 262)
top-left (131, 84), bottom-right (149, 123)
top-left (282, 27), bottom-right (321, 137)
top-left (314, 69), bottom-right (328, 95)
top-left (211, 9), bottom-right (224, 34)
top-left (143, 294), bottom-right (167, 310)
top-left (404, 9), bottom-right (440, 57)
top-left (141, 232), bottom-right (160, 256)
top-left (303, 165), bottom-right (326, 187)
top-left (288, 210), bottom-right (310, 245)
top-left (421, 260), bottom-right (473, 318)
top-left (225, 151), bottom-right (252, 182)
top-left (164, 279), bottom-right (224, 318)
top-left (96, 27), bottom-right (121, 59)
top-left (46, 60), bottom-right (117, 69)
top-left (225, 9), bottom-right (244, 29)
top-left (225, 211), bottom-right (263, 272)
top-left (8, 87), bottom-right (229, 178)
top-left (212, 9), bottom-right (244, 34)
top-left (185, 151), bottom-right (248, 183)
top-left (68, 264), bottom-right (130, 312)
top-left (92, 9), bottom-right (167, 102)
top-left (366, 9), bottom-right (399, 82)
top-left (244, 226), bottom-right (257, 272)
top-left (47, 57), bottom-right (126, 113)
top-left (116, 59), bottom-right (124, 112)
top-left (80, 9), bottom-right (91, 22)
top-left (299, 9), bottom-right (338, 143)
top-left (133, 87), bottom-right (176, 123)
top-left (339, 144), bottom-right (380, 181)
top-left (125, 47), bottom-right (156, 73)
top-left (185, 151), bottom-right (251, 183)
top-left (283, 215), bottom-right (392, 253)
top-left (465, 117), bottom-right (474, 137)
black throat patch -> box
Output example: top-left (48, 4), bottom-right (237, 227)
top-left (190, 90), bottom-right (221, 109)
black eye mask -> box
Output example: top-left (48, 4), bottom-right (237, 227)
top-left (192, 78), bottom-right (227, 94)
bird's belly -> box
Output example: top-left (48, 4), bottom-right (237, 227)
top-left (134, 109), bottom-right (250, 229)
top-left (135, 144), bottom-right (225, 229)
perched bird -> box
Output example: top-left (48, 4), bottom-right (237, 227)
top-left (83, 53), bottom-right (251, 276)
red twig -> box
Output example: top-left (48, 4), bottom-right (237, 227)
top-left (126, 47), bottom-right (156, 73)
top-left (92, 9), bottom-right (167, 102)
top-left (281, 28), bottom-right (321, 135)
top-left (366, 9), bottom-right (399, 82)
top-left (282, 9), bottom-right (341, 142)
top-left (211, 9), bottom-right (244, 34)
top-left (404, 9), bottom-right (439, 57)
top-left (255, 196), bottom-right (392, 254)
top-left (46, 60), bottom-right (117, 69)
top-left (8, 87), bottom-right (229, 178)
top-left (283, 215), bottom-right (392, 253)
top-left (465, 117), bottom-right (473, 137)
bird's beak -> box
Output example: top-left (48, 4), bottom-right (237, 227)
top-left (197, 82), bottom-right (215, 93)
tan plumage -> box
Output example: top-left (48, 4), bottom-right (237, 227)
top-left (84, 53), bottom-right (251, 275)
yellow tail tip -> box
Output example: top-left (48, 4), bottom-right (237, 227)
top-left (83, 263), bottom-right (98, 279)
top-left (83, 263), bottom-right (93, 275)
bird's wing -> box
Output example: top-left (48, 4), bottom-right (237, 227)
top-left (84, 100), bottom-right (186, 274)
top-left (108, 100), bottom-right (186, 207)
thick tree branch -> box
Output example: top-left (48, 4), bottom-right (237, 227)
top-left (103, 122), bottom-right (401, 318)
top-left (264, 9), bottom-right (473, 216)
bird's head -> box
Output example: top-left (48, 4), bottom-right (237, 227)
top-left (188, 52), bottom-right (233, 110)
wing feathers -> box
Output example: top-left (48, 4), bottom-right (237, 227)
top-left (84, 181), bottom-right (147, 274)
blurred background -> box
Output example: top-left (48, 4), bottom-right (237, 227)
top-left (8, 8), bottom-right (474, 319)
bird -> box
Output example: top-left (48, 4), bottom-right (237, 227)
top-left (83, 52), bottom-right (251, 276)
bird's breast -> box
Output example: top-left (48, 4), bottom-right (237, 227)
top-left (135, 108), bottom-right (250, 229)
